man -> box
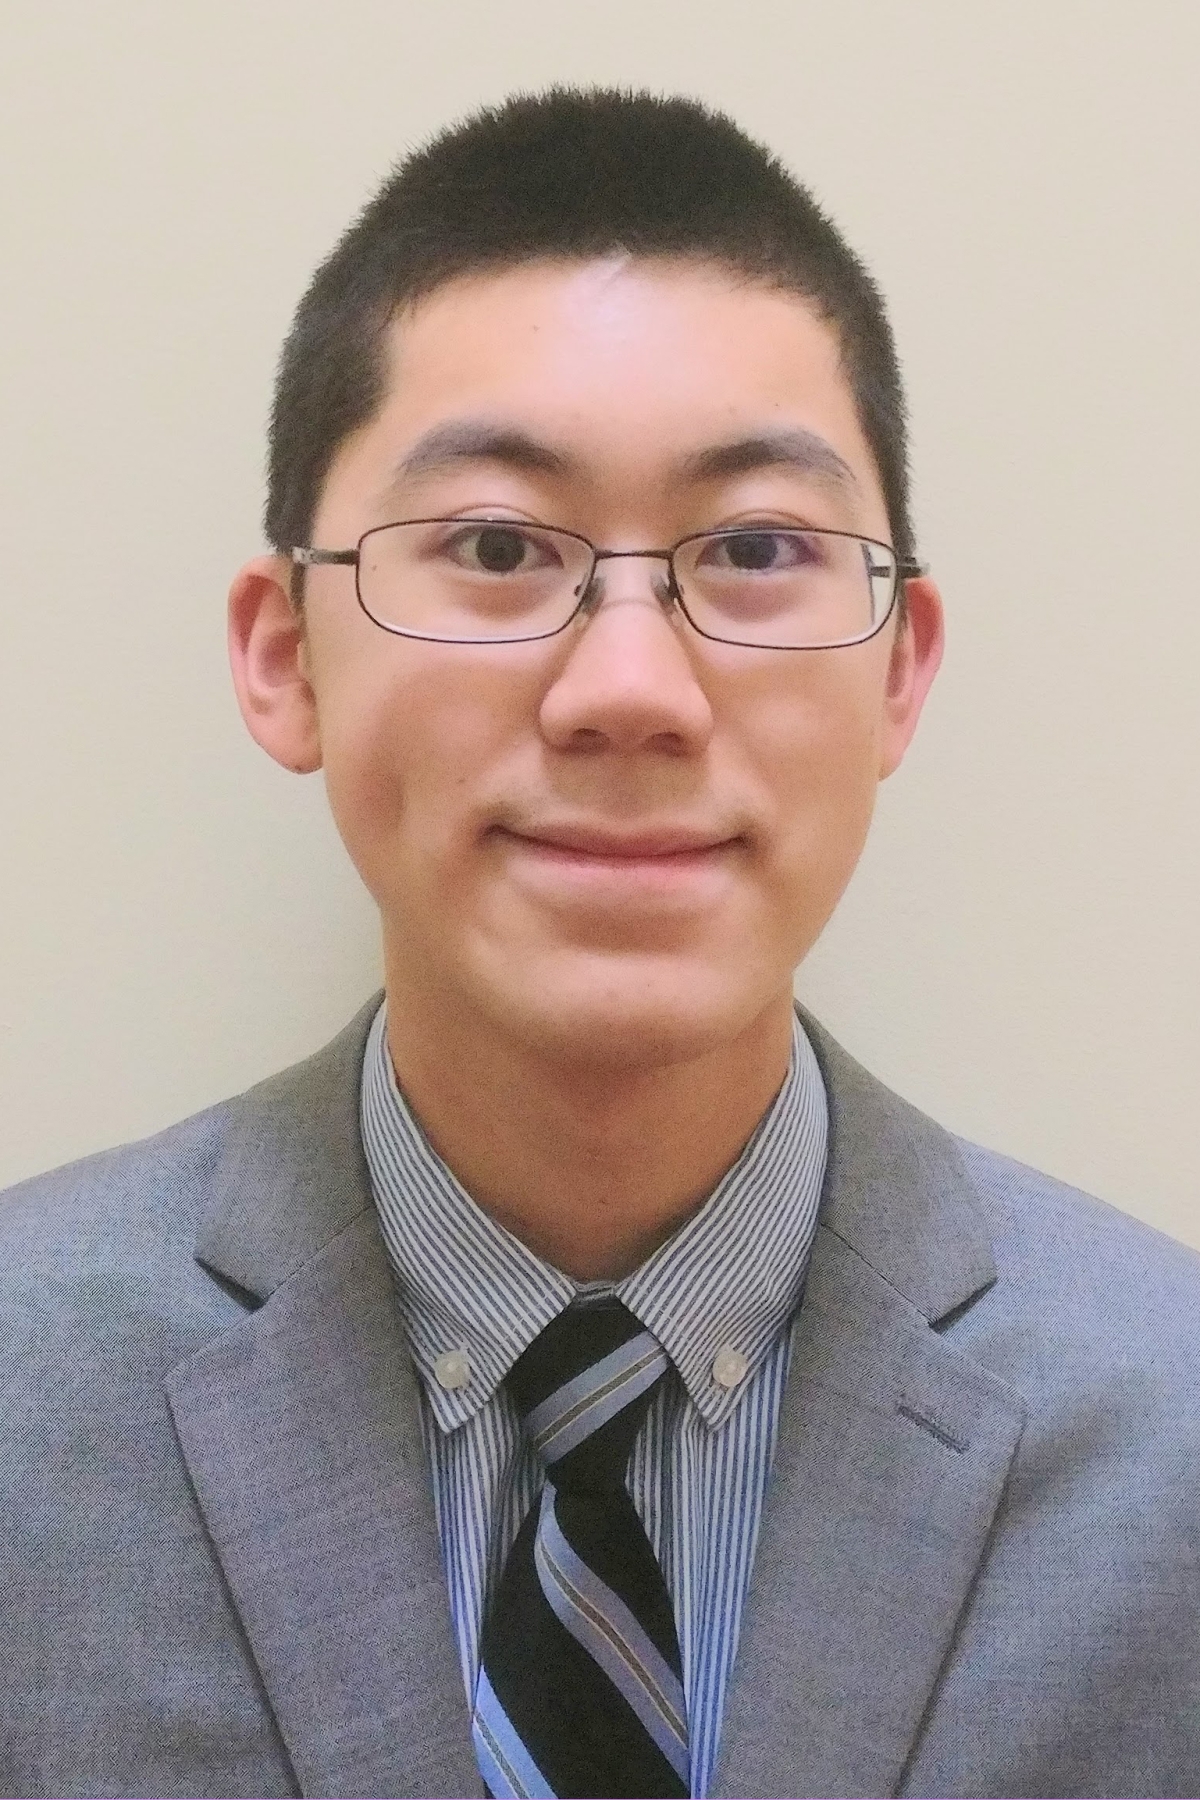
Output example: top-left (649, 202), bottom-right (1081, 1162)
top-left (1, 87), bottom-right (1197, 1800)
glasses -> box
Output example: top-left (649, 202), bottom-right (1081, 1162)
top-left (292, 518), bottom-right (923, 649)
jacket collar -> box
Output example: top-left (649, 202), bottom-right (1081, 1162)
top-left (195, 991), bottom-right (996, 1324)
top-left (193, 992), bottom-right (383, 1299)
top-left (799, 1004), bottom-right (997, 1321)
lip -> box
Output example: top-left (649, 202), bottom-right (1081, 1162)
top-left (499, 822), bottom-right (740, 859)
top-left (490, 822), bottom-right (743, 907)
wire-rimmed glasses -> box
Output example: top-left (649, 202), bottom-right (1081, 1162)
top-left (292, 518), bottom-right (923, 649)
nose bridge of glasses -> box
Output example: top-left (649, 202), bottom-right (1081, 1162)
top-left (579, 546), bottom-right (679, 615)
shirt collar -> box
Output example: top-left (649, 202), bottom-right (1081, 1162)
top-left (361, 1000), bottom-right (827, 1433)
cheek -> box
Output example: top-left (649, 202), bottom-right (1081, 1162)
top-left (315, 652), bottom-right (525, 895)
top-left (749, 665), bottom-right (885, 871)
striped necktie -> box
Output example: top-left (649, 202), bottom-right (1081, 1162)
top-left (472, 1296), bottom-right (690, 1798)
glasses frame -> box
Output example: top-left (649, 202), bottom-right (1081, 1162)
top-left (292, 517), bottom-right (926, 650)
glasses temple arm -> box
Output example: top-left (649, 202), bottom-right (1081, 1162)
top-left (291, 547), bottom-right (359, 567)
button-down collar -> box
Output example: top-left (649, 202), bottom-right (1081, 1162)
top-left (361, 1001), bottom-right (827, 1434)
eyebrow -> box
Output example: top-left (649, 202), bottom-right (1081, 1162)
top-left (389, 421), bottom-right (582, 487)
top-left (384, 418), bottom-right (858, 497)
top-left (676, 428), bottom-right (859, 494)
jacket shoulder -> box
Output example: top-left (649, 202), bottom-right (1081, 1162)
top-left (0, 1098), bottom-right (254, 1375)
top-left (0, 990), bottom-right (382, 1300)
top-left (957, 1133), bottom-right (1200, 1319)
top-left (0, 1094), bottom-right (227, 1267)
top-left (945, 1135), bottom-right (1200, 1441)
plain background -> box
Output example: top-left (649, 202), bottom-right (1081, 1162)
top-left (1, 1), bottom-right (1196, 1249)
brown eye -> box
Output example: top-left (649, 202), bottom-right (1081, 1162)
top-left (697, 529), bottom-right (823, 574)
top-left (722, 531), bottom-right (782, 571)
top-left (440, 522), bottom-right (565, 576)
top-left (473, 526), bottom-right (529, 573)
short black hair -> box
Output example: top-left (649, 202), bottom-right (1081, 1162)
top-left (266, 87), bottom-right (914, 562)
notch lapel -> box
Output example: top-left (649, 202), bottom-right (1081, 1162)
top-left (712, 1016), bottom-right (1027, 1799)
top-left (167, 994), bottom-right (482, 1799)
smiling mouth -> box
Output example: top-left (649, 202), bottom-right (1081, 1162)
top-left (490, 825), bottom-right (745, 894)
top-left (517, 843), bottom-right (734, 879)
top-left (496, 825), bottom-right (741, 861)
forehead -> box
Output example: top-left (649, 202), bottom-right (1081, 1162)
top-left (319, 258), bottom-right (885, 528)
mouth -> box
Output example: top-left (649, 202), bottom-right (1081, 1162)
top-left (502, 823), bottom-right (741, 860)
top-left (490, 821), bottom-right (745, 898)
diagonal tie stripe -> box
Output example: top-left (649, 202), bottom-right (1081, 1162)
top-left (526, 1332), bottom-right (669, 1464)
top-left (472, 1667), bottom-right (554, 1800)
top-left (535, 1486), bottom-right (690, 1783)
top-left (474, 1297), bottom-right (690, 1798)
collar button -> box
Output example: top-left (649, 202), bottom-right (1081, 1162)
top-left (711, 1344), bottom-right (749, 1389)
top-left (434, 1348), bottom-right (472, 1390)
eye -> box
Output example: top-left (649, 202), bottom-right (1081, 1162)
top-left (697, 529), bottom-right (824, 573)
top-left (441, 522), bottom-right (564, 576)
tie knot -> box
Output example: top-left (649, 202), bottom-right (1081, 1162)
top-left (509, 1296), bottom-right (669, 1491)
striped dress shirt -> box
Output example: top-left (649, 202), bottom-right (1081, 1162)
top-left (360, 1000), bottom-right (827, 1797)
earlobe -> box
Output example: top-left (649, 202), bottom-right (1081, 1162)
top-left (227, 555), bottom-right (324, 773)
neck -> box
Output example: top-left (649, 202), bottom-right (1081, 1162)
top-left (382, 976), bottom-right (795, 1282)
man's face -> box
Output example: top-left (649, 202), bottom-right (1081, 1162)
top-left (233, 259), bottom-right (941, 1073)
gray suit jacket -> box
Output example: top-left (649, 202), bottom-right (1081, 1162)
top-left (2, 994), bottom-right (1199, 1798)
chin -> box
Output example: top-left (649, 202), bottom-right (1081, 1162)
top-left (478, 947), bottom-right (783, 1075)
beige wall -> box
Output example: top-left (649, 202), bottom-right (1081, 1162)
top-left (2, 1), bottom-right (1196, 1248)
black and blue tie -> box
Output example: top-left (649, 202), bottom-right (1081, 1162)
top-left (471, 1296), bottom-right (690, 1798)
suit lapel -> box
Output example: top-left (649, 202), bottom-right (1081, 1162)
top-left (167, 994), bottom-right (482, 1799)
top-left (713, 1015), bottom-right (1027, 1799)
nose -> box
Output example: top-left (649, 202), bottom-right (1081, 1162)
top-left (538, 554), bottom-right (714, 757)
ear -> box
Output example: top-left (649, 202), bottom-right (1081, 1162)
top-left (878, 574), bottom-right (945, 779)
top-left (227, 554), bottom-right (323, 773)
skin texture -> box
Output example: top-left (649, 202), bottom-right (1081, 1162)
top-left (228, 257), bottom-right (943, 1277)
